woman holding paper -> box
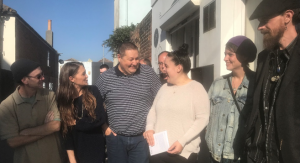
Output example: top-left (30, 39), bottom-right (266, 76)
top-left (144, 44), bottom-right (210, 163)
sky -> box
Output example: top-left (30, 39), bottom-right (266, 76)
top-left (5, 0), bottom-right (114, 62)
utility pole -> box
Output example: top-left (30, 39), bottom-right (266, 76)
top-left (102, 44), bottom-right (104, 64)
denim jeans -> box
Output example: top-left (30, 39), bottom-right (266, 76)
top-left (106, 134), bottom-right (149, 163)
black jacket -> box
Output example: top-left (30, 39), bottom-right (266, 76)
top-left (246, 35), bottom-right (300, 163)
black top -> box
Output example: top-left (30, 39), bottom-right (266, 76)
top-left (64, 85), bottom-right (106, 163)
top-left (246, 36), bottom-right (300, 163)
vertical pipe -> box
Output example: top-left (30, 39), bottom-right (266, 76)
top-left (102, 44), bottom-right (104, 64)
top-left (0, 0), bottom-right (3, 102)
top-left (126, 0), bottom-right (129, 26)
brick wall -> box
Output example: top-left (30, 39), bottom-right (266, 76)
top-left (15, 17), bottom-right (59, 91)
top-left (130, 10), bottom-right (152, 61)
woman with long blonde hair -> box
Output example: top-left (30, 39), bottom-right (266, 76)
top-left (57, 62), bottom-right (106, 163)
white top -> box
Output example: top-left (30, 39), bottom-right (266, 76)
top-left (146, 80), bottom-right (210, 159)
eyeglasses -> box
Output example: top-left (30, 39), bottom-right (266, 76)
top-left (27, 72), bottom-right (44, 80)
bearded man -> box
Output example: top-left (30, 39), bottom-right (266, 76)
top-left (245, 0), bottom-right (300, 163)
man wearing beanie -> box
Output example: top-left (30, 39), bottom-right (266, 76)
top-left (0, 59), bottom-right (64, 163)
top-left (246, 0), bottom-right (300, 162)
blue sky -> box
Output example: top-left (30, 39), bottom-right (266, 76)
top-left (5, 0), bottom-right (114, 62)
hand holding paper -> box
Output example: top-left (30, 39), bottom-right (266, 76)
top-left (144, 130), bottom-right (155, 146)
top-left (148, 131), bottom-right (170, 156)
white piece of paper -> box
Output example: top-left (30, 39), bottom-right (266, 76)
top-left (149, 131), bottom-right (170, 156)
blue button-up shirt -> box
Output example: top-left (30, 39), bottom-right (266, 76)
top-left (205, 72), bottom-right (254, 161)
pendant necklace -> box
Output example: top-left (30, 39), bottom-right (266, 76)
top-left (271, 50), bottom-right (282, 82)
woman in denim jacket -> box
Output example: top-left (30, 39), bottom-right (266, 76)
top-left (205, 36), bottom-right (257, 163)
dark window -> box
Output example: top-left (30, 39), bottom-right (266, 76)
top-left (203, 1), bottom-right (216, 33)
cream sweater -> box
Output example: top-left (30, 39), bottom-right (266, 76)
top-left (146, 80), bottom-right (210, 159)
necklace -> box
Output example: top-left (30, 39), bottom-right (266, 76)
top-left (271, 50), bottom-right (283, 82)
top-left (276, 51), bottom-right (283, 73)
top-left (78, 104), bottom-right (84, 119)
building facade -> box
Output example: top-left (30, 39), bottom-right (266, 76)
top-left (151, 0), bottom-right (264, 90)
top-left (0, 5), bottom-right (59, 102)
top-left (113, 0), bottom-right (152, 66)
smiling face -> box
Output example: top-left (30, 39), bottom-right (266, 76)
top-left (164, 56), bottom-right (182, 84)
top-left (118, 49), bottom-right (140, 75)
top-left (22, 67), bottom-right (45, 89)
top-left (69, 65), bottom-right (88, 88)
top-left (224, 48), bottom-right (242, 71)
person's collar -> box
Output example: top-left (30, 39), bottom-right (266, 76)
top-left (285, 35), bottom-right (298, 54)
top-left (13, 86), bottom-right (42, 105)
top-left (114, 63), bottom-right (141, 77)
top-left (223, 73), bottom-right (249, 90)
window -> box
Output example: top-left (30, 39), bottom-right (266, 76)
top-left (47, 51), bottom-right (50, 67)
top-left (203, 1), bottom-right (216, 33)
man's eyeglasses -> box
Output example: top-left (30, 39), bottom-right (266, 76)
top-left (27, 73), bottom-right (44, 80)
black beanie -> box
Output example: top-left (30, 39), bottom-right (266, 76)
top-left (10, 59), bottom-right (40, 83)
top-left (227, 36), bottom-right (257, 63)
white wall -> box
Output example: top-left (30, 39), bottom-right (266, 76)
top-left (118, 0), bottom-right (151, 27)
top-left (151, 0), bottom-right (172, 74)
top-left (220, 0), bottom-right (246, 75)
top-left (2, 17), bottom-right (16, 70)
top-left (113, 0), bottom-right (152, 66)
top-left (199, 0), bottom-right (221, 78)
top-left (199, 0), bottom-right (255, 79)
top-left (245, 0), bottom-right (264, 68)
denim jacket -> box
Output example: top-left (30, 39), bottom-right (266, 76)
top-left (205, 71), bottom-right (254, 162)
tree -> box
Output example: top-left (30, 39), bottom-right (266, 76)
top-left (103, 24), bottom-right (136, 57)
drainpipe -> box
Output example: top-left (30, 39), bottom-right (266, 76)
top-left (0, 0), bottom-right (3, 101)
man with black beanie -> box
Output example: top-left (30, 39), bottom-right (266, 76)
top-left (246, 0), bottom-right (300, 162)
top-left (0, 59), bottom-right (64, 163)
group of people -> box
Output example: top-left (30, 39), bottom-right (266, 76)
top-left (0, 0), bottom-right (300, 163)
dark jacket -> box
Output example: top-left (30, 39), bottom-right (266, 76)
top-left (246, 35), bottom-right (300, 163)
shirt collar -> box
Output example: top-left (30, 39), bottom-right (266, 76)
top-left (12, 86), bottom-right (43, 105)
top-left (114, 63), bottom-right (141, 77)
top-left (223, 73), bottom-right (250, 90)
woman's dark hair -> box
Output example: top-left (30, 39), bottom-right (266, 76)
top-left (225, 42), bottom-right (249, 67)
top-left (57, 62), bottom-right (96, 136)
top-left (167, 44), bottom-right (191, 74)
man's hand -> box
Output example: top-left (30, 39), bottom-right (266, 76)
top-left (44, 111), bottom-right (54, 123)
top-left (143, 130), bottom-right (155, 146)
top-left (167, 141), bottom-right (183, 154)
top-left (105, 127), bottom-right (117, 136)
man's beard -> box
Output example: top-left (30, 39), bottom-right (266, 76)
top-left (262, 24), bottom-right (285, 51)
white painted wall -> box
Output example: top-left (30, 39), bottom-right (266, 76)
top-left (151, 0), bottom-right (264, 79)
top-left (199, 0), bottom-right (258, 79)
top-left (245, 0), bottom-right (264, 68)
top-left (199, 0), bottom-right (221, 78)
top-left (219, 0), bottom-right (246, 75)
top-left (151, 0), bottom-right (172, 74)
top-left (2, 17), bottom-right (16, 70)
top-left (113, 0), bottom-right (152, 66)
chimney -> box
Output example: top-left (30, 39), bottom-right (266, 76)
top-left (46, 20), bottom-right (53, 47)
